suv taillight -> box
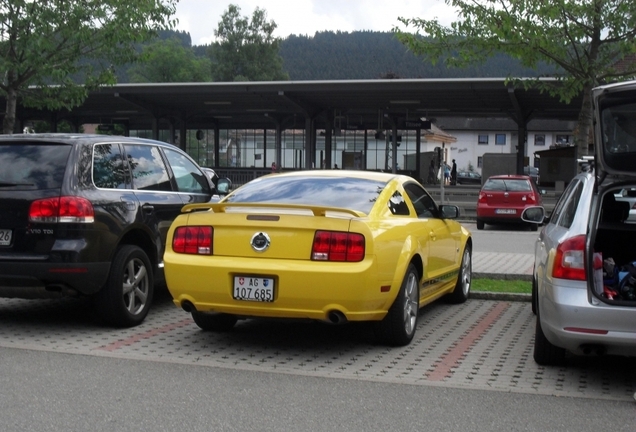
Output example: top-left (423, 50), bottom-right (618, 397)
top-left (29, 196), bottom-right (95, 223)
top-left (172, 226), bottom-right (213, 255)
top-left (311, 230), bottom-right (365, 262)
top-left (552, 234), bottom-right (586, 280)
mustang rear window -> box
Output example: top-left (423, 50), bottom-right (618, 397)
top-left (0, 143), bottom-right (71, 189)
top-left (225, 176), bottom-right (387, 214)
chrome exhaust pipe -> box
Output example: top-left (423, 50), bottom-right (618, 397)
top-left (181, 300), bottom-right (195, 313)
top-left (327, 310), bottom-right (347, 325)
top-left (581, 344), bottom-right (606, 356)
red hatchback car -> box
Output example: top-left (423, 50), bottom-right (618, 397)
top-left (476, 175), bottom-right (543, 230)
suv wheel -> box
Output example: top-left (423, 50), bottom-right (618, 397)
top-left (95, 245), bottom-right (154, 327)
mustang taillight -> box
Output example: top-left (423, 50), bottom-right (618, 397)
top-left (29, 196), bottom-right (95, 223)
top-left (312, 230), bottom-right (365, 262)
top-left (552, 234), bottom-right (586, 280)
top-left (172, 226), bottom-right (213, 255)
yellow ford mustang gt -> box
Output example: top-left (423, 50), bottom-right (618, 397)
top-left (165, 170), bottom-right (472, 346)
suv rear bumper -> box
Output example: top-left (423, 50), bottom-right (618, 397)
top-left (0, 262), bottom-right (110, 298)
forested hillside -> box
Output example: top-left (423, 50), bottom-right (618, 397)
top-left (277, 31), bottom-right (553, 80)
top-left (117, 30), bottom-right (553, 82)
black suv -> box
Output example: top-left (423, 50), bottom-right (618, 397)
top-left (0, 134), bottom-right (213, 327)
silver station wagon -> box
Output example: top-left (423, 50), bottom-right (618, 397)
top-left (523, 80), bottom-right (636, 365)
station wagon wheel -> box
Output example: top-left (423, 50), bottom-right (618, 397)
top-left (95, 245), bottom-right (153, 328)
top-left (374, 263), bottom-right (419, 346)
top-left (476, 220), bottom-right (485, 230)
top-left (191, 311), bottom-right (238, 331)
top-left (531, 273), bottom-right (538, 315)
top-left (446, 245), bottom-right (471, 304)
top-left (533, 306), bottom-right (566, 366)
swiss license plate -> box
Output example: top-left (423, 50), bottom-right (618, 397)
top-left (233, 276), bottom-right (275, 302)
top-left (495, 209), bottom-right (516, 214)
top-left (0, 229), bottom-right (12, 246)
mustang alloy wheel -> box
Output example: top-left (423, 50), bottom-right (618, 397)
top-left (447, 245), bottom-right (472, 304)
top-left (374, 263), bottom-right (419, 346)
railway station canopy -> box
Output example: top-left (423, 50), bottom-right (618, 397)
top-left (11, 78), bottom-right (582, 133)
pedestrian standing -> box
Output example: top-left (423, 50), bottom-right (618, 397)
top-left (451, 159), bottom-right (457, 185)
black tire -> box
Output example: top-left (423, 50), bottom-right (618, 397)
top-left (476, 220), bottom-right (485, 230)
top-left (533, 307), bottom-right (566, 366)
top-left (446, 245), bottom-right (471, 304)
top-left (529, 223), bottom-right (538, 232)
top-left (531, 274), bottom-right (538, 315)
top-left (374, 263), bottom-right (419, 346)
top-left (95, 245), bottom-right (153, 327)
top-left (191, 311), bottom-right (238, 331)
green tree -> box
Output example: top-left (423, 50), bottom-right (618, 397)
top-left (208, 4), bottom-right (289, 82)
top-left (0, 0), bottom-right (177, 134)
top-left (395, 0), bottom-right (636, 156)
top-left (128, 37), bottom-right (212, 83)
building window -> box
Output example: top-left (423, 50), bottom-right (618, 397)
top-left (535, 134), bottom-right (545, 146)
top-left (477, 156), bottom-right (483, 168)
top-left (495, 134), bottom-right (506, 145)
top-left (555, 134), bottom-right (571, 145)
top-left (478, 134), bottom-right (489, 145)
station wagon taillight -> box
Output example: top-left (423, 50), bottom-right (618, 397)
top-left (552, 235), bottom-right (586, 280)
top-left (311, 230), bottom-right (365, 262)
top-left (172, 226), bottom-right (213, 255)
top-left (29, 196), bottom-right (94, 223)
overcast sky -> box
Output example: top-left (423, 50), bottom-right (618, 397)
top-left (174, 0), bottom-right (456, 45)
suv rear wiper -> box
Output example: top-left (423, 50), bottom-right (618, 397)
top-left (0, 182), bottom-right (34, 187)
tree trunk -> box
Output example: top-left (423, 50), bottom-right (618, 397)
top-left (2, 86), bottom-right (17, 135)
top-left (575, 83), bottom-right (594, 157)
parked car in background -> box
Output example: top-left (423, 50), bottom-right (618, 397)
top-left (455, 171), bottom-right (482, 185)
top-left (476, 174), bottom-right (543, 230)
top-left (614, 187), bottom-right (636, 222)
top-left (0, 134), bottom-right (213, 327)
top-left (164, 170), bottom-right (473, 346)
top-left (524, 166), bottom-right (540, 185)
top-left (201, 167), bottom-right (218, 189)
top-left (522, 79), bottom-right (636, 365)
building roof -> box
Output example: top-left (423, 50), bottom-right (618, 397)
top-left (12, 78), bottom-right (583, 132)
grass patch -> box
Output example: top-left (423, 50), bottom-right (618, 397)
top-left (473, 278), bottom-right (531, 294)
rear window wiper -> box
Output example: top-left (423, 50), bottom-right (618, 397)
top-left (0, 182), bottom-right (35, 187)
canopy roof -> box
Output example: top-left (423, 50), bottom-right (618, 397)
top-left (11, 78), bottom-right (582, 131)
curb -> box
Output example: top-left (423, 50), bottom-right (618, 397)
top-left (474, 272), bottom-right (532, 281)
top-left (470, 291), bottom-right (531, 302)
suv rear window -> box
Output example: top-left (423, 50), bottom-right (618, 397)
top-left (482, 178), bottom-right (531, 192)
top-left (0, 143), bottom-right (71, 189)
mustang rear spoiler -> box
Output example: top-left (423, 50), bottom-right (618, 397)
top-left (180, 202), bottom-right (366, 218)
